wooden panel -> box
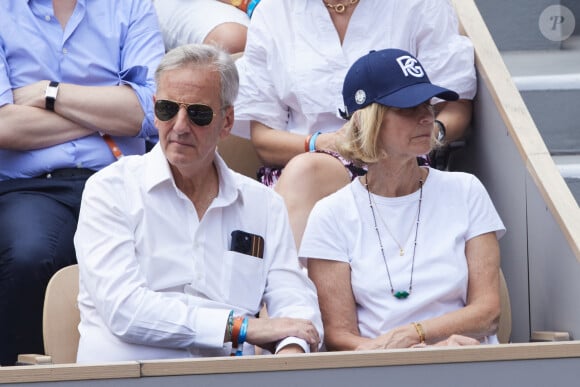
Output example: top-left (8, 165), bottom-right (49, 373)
top-left (451, 0), bottom-right (580, 260)
top-left (3, 344), bottom-right (580, 385)
top-left (42, 265), bottom-right (80, 364)
top-left (140, 342), bottom-right (580, 376)
top-left (0, 362), bottom-right (140, 384)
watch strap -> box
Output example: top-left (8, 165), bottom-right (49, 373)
top-left (45, 81), bottom-right (59, 111)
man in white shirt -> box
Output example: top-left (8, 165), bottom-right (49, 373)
top-left (73, 44), bottom-right (322, 363)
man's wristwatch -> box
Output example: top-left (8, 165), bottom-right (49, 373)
top-left (435, 119), bottom-right (446, 143)
top-left (45, 81), bottom-right (60, 111)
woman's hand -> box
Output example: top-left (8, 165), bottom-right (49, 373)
top-left (245, 317), bottom-right (320, 353)
top-left (433, 334), bottom-right (480, 347)
top-left (314, 125), bottom-right (346, 152)
top-left (355, 324), bottom-right (419, 350)
top-left (356, 327), bottom-right (480, 350)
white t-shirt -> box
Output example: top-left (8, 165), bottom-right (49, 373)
top-left (74, 145), bottom-right (322, 362)
top-left (300, 168), bottom-right (505, 343)
top-left (233, 0), bottom-right (476, 138)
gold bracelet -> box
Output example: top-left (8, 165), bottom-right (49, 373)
top-left (412, 322), bottom-right (426, 344)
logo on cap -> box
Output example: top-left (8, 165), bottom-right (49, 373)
top-left (396, 55), bottom-right (424, 78)
top-left (354, 89), bottom-right (366, 105)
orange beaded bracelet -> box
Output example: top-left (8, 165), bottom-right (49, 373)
top-left (304, 134), bottom-right (313, 152)
top-left (231, 0), bottom-right (250, 12)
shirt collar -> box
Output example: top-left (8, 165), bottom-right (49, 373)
top-left (144, 143), bottom-right (242, 207)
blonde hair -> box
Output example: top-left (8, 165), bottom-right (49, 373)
top-left (337, 103), bottom-right (389, 164)
top-left (337, 103), bottom-right (440, 164)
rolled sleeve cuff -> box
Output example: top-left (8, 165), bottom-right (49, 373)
top-left (118, 66), bottom-right (157, 138)
top-left (275, 337), bottom-right (309, 354)
top-left (192, 308), bottom-right (232, 349)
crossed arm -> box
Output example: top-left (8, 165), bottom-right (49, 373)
top-left (0, 81), bottom-right (143, 150)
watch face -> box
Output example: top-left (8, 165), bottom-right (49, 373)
top-left (435, 120), bottom-right (445, 142)
top-left (46, 87), bottom-right (58, 99)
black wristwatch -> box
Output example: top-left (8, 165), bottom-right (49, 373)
top-left (45, 81), bottom-right (60, 111)
top-left (435, 119), bottom-right (446, 143)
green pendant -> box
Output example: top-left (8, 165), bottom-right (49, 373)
top-left (394, 290), bottom-right (410, 299)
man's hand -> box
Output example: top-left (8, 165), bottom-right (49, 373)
top-left (245, 317), bottom-right (320, 353)
top-left (13, 81), bottom-right (49, 109)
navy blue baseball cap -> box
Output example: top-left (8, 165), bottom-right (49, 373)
top-left (340, 48), bottom-right (459, 119)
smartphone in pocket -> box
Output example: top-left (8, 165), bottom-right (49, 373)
top-left (230, 230), bottom-right (264, 258)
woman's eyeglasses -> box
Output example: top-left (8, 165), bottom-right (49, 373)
top-left (154, 99), bottom-right (216, 126)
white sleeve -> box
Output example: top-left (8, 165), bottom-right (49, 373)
top-left (232, 1), bottom-right (290, 138)
top-left (74, 171), bottom-right (230, 351)
top-left (465, 175), bottom-right (506, 240)
top-left (299, 197), bottom-right (350, 264)
top-left (411, 0), bottom-right (476, 99)
top-left (260, 192), bottom-right (324, 348)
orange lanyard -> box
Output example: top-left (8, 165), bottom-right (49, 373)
top-left (102, 134), bottom-right (123, 160)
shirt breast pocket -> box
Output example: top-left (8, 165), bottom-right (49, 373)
top-left (221, 251), bottom-right (265, 313)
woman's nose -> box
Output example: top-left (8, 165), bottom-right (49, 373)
top-left (418, 104), bottom-right (434, 123)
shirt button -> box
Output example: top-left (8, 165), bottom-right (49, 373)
top-left (45, 15), bottom-right (51, 21)
top-left (62, 48), bottom-right (68, 55)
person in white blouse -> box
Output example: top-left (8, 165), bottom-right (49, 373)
top-left (153, 0), bottom-right (252, 54)
top-left (74, 44), bottom-right (322, 363)
top-left (301, 49), bottom-right (505, 350)
top-left (233, 0), bottom-right (476, 249)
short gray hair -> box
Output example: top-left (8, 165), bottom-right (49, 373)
top-left (154, 44), bottom-right (239, 108)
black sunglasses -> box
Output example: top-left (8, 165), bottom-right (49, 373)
top-left (155, 99), bottom-right (216, 126)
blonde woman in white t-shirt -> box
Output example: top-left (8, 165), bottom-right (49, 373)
top-left (301, 49), bottom-right (505, 350)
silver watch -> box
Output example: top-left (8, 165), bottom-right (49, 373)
top-left (435, 119), bottom-right (446, 143)
top-left (45, 81), bottom-right (60, 111)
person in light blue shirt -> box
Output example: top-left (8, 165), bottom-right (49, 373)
top-left (0, 0), bottom-right (165, 366)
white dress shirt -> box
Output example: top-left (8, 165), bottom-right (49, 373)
top-left (233, 0), bottom-right (476, 138)
top-left (300, 169), bottom-right (505, 344)
top-left (74, 144), bottom-right (322, 363)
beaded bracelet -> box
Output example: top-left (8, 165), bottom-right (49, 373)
top-left (235, 317), bottom-right (249, 356)
top-left (309, 131), bottom-right (321, 152)
top-left (246, 0), bottom-right (261, 17)
top-left (230, 316), bottom-right (244, 356)
top-left (304, 134), bottom-right (313, 152)
top-left (231, 0), bottom-right (250, 12)
top-left (412, 322), bottom-right (426, 344)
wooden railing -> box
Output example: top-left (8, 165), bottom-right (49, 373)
top-left (449, 0), bottom-right (580, 343)
top-left (451, 0), bottom-right (580, 257)
top-left (3, 342), bottom-right (580, 385)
